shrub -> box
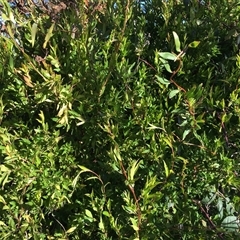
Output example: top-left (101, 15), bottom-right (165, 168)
top-left (0, 0), bottom-right (239, 239)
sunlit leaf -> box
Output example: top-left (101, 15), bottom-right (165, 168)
top-left (130, 217), bottom-right (139, 231)
top-left (85, 209), bottom-right (93, 218)
top-left (129, 160), bottom-right (141, 181)
top-left (182, 129), bottom-right (191, 140)
top-left (66, 226), bottom-right (77, 234)
top-left (31, 23), bottom-right (38, 47)
top-left (169, 89), bottom-right (180, 99)
top-left (188, 41), bottom-right (200, 48)
top-left (173, 31), bottom-right (181, 52)
top-left (163, 160), bottom-right (169, 177)
top-left (43, 23), bottom-right (55, 49)
top-left (159, 52), bottom-right (176, 60)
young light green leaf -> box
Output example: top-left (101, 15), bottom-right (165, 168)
top-left (182, 129), bottom-right (191, 140)
top-left (66, 226), bottom-right (77, 234)
top-left (43, 23), bottom-right (55, 49)
top-left (0, 221), bottom-right (6, 226)
top-left (9, 11), bottom-right (15, 24)
top-left (163, 160), bottom-right (169, 178)
top-left (85, 209), bottom-right (93, 218)
top-left (173, 31), bottom-right (181, 52)
top-left (129, 160), bottom-right (141, 181)
top-left (188, 41), bottom-right (200, 48)
top-left (159, 52), bottom-right (176, 61)
top-left (78, 165), bottom-right (91, 173)
top-left (130, 217), bottom-right (139, 231)
top-left (99, 216), bottom-right (105, 231)
top-left (102, 211), bottom-right (110, 217)
top-left (169, 89), bottom-right (180, 99)
top-left (31, 23), bottom-right (38, 47)
top-left (0, 196), bottom-right (6, 204)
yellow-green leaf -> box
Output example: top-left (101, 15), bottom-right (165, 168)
top-left (31, 23), bottom-right (38, 47)
top-left (129, 160), bottom-right (141, 181)
top-left (43, 23), bottom-right (55, 49)
top-left (85, 209), bottom-right (93, 218)
top-left (188, 41), bottom-right (200, 48)
top-left (0, 196), bottom-right (6, 204)
top-left (66, 226), bottom-right (77, 234)
top-left (163, 160), bottom-right (169, 178)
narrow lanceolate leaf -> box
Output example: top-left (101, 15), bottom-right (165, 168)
top-left (23, 75), bottom-right (34, 88)
top-left (159, 58), bottom-right (172, 72)
top-left (129, 160), bottom-right (141, 181)
top-left (43, 23), bottom-right (55, 49)
top-left (163, 160), bottom-right (169, 178)
top-left (173, 31), bottom-right (181, 52)
top-left (163, 62), bottom-right (172, 73)
top-left (188, 41), bottom-right (200, 48)
top-left (66, 226), bottom-right (77, 234)
top-left (156, 75), bottom-right (170, 85)
top-left (182, 129), bottom-right (191, 140)
top-left (159, 52), bottom-right (176, 61)
top-left (31, 23), bottom-right (38, 47)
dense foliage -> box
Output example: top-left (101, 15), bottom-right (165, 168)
top-left (0, 0), bottom-right (240, 239)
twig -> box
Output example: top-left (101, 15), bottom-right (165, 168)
top-left (193, 200), bottom-right (225, 240)
top-left (119, 159), bottom-right (142, 230)
top-left (98, 0), bottom-right (131, 101)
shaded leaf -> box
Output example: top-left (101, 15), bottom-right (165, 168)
top-left (156, 75), bottom-right (170, 85)
top-left (221, 216), bottom-right (239, 232)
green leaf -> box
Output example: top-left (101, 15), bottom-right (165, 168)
top-left (31, 23), bottom-right (38, 47)
top-left (78, 165), bottom-right (91, 173)
top-left (0, 196), bottom-right (6, 204)
top-left (0, 165), bottom-right (10, 172)
top-left (159, 52), bottom-right (176, 61)
top-left (43, 23), bottom-right (55, 49)
top-left (169, 89), bottom-right (180, 99)
top-left (221, 216), bottom-right (238, 232)
top-left (159, 58), bottom-right (172, 73)
top-left (156, 75), bottom-right (170, 85)
top-left (182, 129), bottom-right (191, 140)
top-left (129, 160), bottom-right (141, 181)
top-left (188, 41), bottom-right (200, 48)
top-left (216, 198), bottom-right (224, 219)
top-left (99, 216), bottom-right (105, 231)
top-left (85, 209), bottom-right (93, 218)
top-left (173, 31), bottom-right (181, 52)
top-left (0, 221), bottom-right (6, 226)
top-left (163, 160), bottom-right (169, 178)
top-left (163, 63), bottom-right (172, 73)
top-left (130, 217), bottom-right (139, 231)
top-left (66, 227), bottom-right (77, 234)
top-left (102, 211), bottom-right (110, 217)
